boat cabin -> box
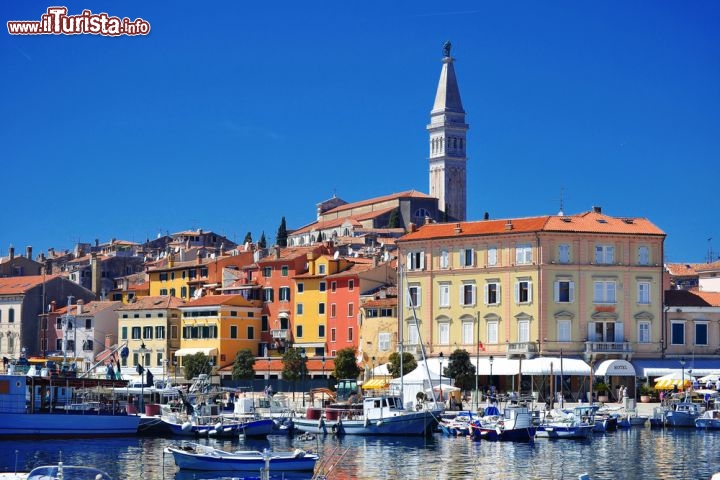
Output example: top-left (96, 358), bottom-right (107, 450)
top-left (363, 396), bottom-right (406, 420)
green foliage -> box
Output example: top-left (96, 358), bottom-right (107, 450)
top-left (388, 352), bottom-right (417, 378)
top-left (388, 208), bottom-right (400, 228)
top-left (640, 383), bottom-right (655, 396)
top-left (231, 349), bottom-right (256, 380)
top-left (594, 381), bottom-right (609, 393)
top-left (276, 217), bottom-right (288, 247)
top-left (258, 232), bottom-right (267, 249)
top-left (444, 349), bottom-right (476, 390)
top-left (243, 232), bottom-right (253, 244)
top-left (183, 353), bottom-right (212, 381)
top-left (333, 348), bottom-right (361, 381)
top-left (281, 348), bottom-right (306, 383)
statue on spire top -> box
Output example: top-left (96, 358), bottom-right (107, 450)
top-left (443, 40), bottom-right (452, 58)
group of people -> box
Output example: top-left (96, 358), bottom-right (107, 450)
top-left (105, 355), bottom-right (122, 380)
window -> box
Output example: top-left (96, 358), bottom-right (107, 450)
top-left (169, 288), bottom-right (176, 297)
top-left (595, 245), bottom-right (615, 264)
top-left (554, 280), bottom-right (575, 303)
top-left (407, 251), bottom-right (425, 271)
top-left (515, 280), bottom-right (532, 304)
top-left (318, 264), bottom-right (326, 274)
top-left (279, 287), bottom-right (290, 302)
top-left (297, 283), bottom-right (304, 293)
top-left (462, 321), bottom-right (474, 344)
top-left (131, 327), bottom-right (141, 339)
top-left (181, 286), bottom-right (187, 298)
top-left (461, 248), bottom-right (474, 267)
top-left (487, 247), bottom-right (498, 266)
top-left (349, 280), bottom-right (355, 291)
top-left (593, 280), bottom-right (616, 303)
top-left (439, 283), bottom-right (450, 307)
top-left (319, 325), bottom-right (325, 337)
top-left (348, 303), bottom-right (355, 317)
top-left (261, 315), bottom-right (268, 331)
top-left (638, 322), bottom-right (650, 343)
top-left (296, 304), bottom-right (304, 315)
top-left (485, 283), bottom-right (500, 305)
top-left (348, 327), bottom-right (353, 341)
top-left (230, 325), bottom-right (238, 339)
top-left (156, 352), bottom-right (163, 367)
top-left (143, 326), bottom-right (153, 339)
top-left (318, 303), bottom-right (325, 315)
top-left (638, 246), bottom-right (650, 265)
top-left (171, 325), bottom-right (178, 339)
top-left (518, 320), bottom-right (530, 342)
top-left (331, 282), bottom-right (337, 293)
top-left (461, 282), bottom-right (476, 306)
top-left (558, 244), bottom-right (570, 264)
top-left (379, 332), bottom-right (391, 351)
top-left (159, 272), bottom-right (168, 281)
top-left (281, 266), bottom-right (289, 276)
top-left (637, 281), bottom-right (651, 304)
top-left (671, 321), bottom-right (685, 345)
top-left (487, 321), bottom-right (498, 344)
top-left (407, 322), bottom-right (420, 345)
top-left (82, 340), bottom-right (94, 351)
top-left (296, 325), bottom-right (303, 338)
top-left (319, 282), bottom-right (326, 292)
top-left (331, 328), bottom-right (336, 342)
top-left (439, 250), bottom-right (449, 269)
top-left (121, 326), bottom-right (128, 340)
top-left (263, 288), bottom-right (274, 303)
top-left (155, 326), bottom-right (165, 339)
top-left (588, 321), bottom-right (623, 343)
top-left (695, 322), bottom-right (708, 346)
top-left (407, 285), bottom-right (421, 308)
top-left (439, 322), bottom-right (450, 345)
top-left (330, 303), bottom-right (336, 318)
top-left (516, 244), bottom-right (532, 265)
top-left (159, 289), bottom-right (168, 296)
top-left (381, 308), bottom-right (393, 316)
top-left (85, 318), bottom-right (92, 329)
top-left (558, 320), bottom-right (571, 342)
top-left (247, 326), bottom-right (254, 340)
top-left (263, 267), bottom-right (272, 277)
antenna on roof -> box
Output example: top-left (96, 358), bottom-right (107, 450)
top-left (558, 186), bottom-right (565, 216)
top-left (333, 250), bottom-right (340, 260)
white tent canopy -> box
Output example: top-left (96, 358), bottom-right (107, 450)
top-left (372, 363), bottom-right (390, 376)
top-left (389, 361), bottom-right (452, 407)
top-left (174, 348), bottom-right (218, 357)
top-left (595, 359), bottom-right (636, 377)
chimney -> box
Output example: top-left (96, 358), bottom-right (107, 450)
top-left (409, 223), bottom-right (416, 232)
top-left (505, 220), bottom-right (513, 231)
top-left (105, 334), bottom-right (113, 350)
top-left (76, 299), bottom-right (84, 315)
top-left (8, 246), bottom-right (14, 260)
top-left (593, 206), bottom-right (602, 213)
top-left (50, 300), bottom-right (57, 312)
top-left (425, 216), bottom-right (432, 225)
top-left (26, 246), bottom-right (32, 260)
top-left (197, 249), bottom-right (203, 265)
top-left (274, 246), bottom-right (281, 259)
top-left (91, 252), bottom-right (101, 297)
top-left (454, 223), bottom-right (462, 234)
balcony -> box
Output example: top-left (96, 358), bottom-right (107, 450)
top-left (506, 342), bottom-right (539, 359)
top-left (584, 341), bottom-right (632, 355)
top-left (271, 329), bottom-right (289, 341)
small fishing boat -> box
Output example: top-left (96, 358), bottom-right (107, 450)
top-left (470, 406), bottom-right (536, 442)
top-left (665, 402), bottom-right (701, 428)
top-left (695, 409), bottom-right (720, 430)
top-left (164, 442), bottom-right (319, 472)
top-left (535, 409), bottom-right (593, 440)
top-left (26, 464), bottom-right (113, 480)
top-left (158, 413), bottom-right (274, 438)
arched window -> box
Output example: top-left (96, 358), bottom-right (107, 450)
top-left (414, 208), bottom-right (432, 224)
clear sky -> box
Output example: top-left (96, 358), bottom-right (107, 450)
top-left (2, 1), bottom-right (719, 263)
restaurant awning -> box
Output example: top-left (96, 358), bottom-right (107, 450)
top-left (595, 359), bottom-right (636, 376)
top-left (174, 348), bottom-right (218, 357)
top-left (361, 377), bottom-right (390, 390)
top-left (633, 359), bottom-right (720, 377)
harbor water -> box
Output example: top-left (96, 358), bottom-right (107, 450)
top-left (1, 427), bottom-right (720, 480)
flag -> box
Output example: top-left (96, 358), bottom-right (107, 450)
top-left (478, 341), bottom-right (485, 352)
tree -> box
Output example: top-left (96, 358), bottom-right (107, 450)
top-left (333, 348), bottom-right (361, 381)
top-left (231, 349), bottom-right (256, 380)
top-left (183, 353), bottom-right (212, 381)
top-left (388, 208), bottom-right (400, 228)
top-left (258, 231), bottom-right (267, 249)
top-left (276, 217), bottom-right (288, 247)
top-left (387, 352), bottom-right (417, 378)
top-left (243, 232), bottom-right (253, 244)
top-left (445, 349), bottom-right (476, 391)
top-left (281, 348), bottom-right (306, 401)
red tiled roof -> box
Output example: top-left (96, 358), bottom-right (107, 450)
top-left (116, 296), bottom-right (186, 310)
top-left (322, 190), bottom-right (432, 215)
top-left (665, 289), bottom-right (720, 307)
top-left (399, 211), bottom-right (665, 241)
top-left (0, 275), bottom-right (59, 294)
top-left (325, 262), bottom-right (377, 278)
top-left (695, 261), bottom-right (720, 273)
top-left (257, 246), bottom-right (322, 263)
top-left (665, 263), bottom-right (702, 277)
top-left (362, 298), bottom-right (397, 307)
top-left (182, 294), bottom-right (257, 308)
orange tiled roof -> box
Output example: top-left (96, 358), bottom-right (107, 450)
top-left (292, 207), bottom-right (396, 236)
top-left (695, 261), bottom-right (720, 273)
top-left (322, 190), bottom-right (432, 215)
top-left (75, 301), bottom-right (123, 315)
top-left (362, 298), bottom-right (397, 307)
top-left (399, 211), bottom-right (665, 241)
top-left (182, 294), bottom-right (257, 308)
top-left (665, 263), bottom-right (702, 277)
top-left (666, 289), bottom-right (720, 307)
top-left (257, 246), bottom-right (321, 263)
top-left (325, 262), bottom-right (377, 278)
top-left (0, 275), bottom-right (59, 294)
top-left (116, 296), bottom-right (185, 310)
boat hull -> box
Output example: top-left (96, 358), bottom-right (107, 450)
top-left (471, 426), bottom-right (536, 442)
top-left (0, 412), bottom-right (140, 437)
top-left (293, 410), bottom-right (439, 436)
top-left (665, 411), bottom-right (699, 428)
top-left (696, 418), bottom-right (720, 429)
top-left (166, 446), bottom-right (318, 472)
top-left (535, 424), bottom-right (593, 439)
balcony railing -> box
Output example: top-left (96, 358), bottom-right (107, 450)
top-left (584, 341), bottom-right (632, 354)
top-left (506, 342), bottom-right (539, 358)
top-left (271, 329), bottom-right (289, 341)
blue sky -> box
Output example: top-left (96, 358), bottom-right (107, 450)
top-left (2, 1), bottom-right (719, 263)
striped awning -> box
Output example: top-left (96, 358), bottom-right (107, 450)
top-left (361, 377), bottom-right (390, 390)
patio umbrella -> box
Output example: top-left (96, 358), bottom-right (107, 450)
top-left (653, 371), bottom-right (696, 383)
top-left (654, 378), bottom-right (693, 390)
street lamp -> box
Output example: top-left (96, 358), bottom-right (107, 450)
top-left (138, 342), bottom-right (148, 412)
top-left (371, 356), bottom-right (376, 379)
top-left (680, 356), bottom-right (686, 399)
top-left (321, 356), bottom-right (326, 384)
top-left (439, 352), bottom-right (444, 402)
top-left (300, 350), bottom-right (307, 407)
top-left (489, 355), bottom-right (494, 403)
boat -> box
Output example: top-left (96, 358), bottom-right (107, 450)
top-left (164, 442), bottom-right (319, 472)
top-left (157, 407), bottom-right (275, 438)
top-left (535, 409), bottom-right (593, 439)
top-left (695, 409), bottom-right (720, 430)
top-left (438, 412), bottom-right (478, 436)
top-left (26, 464), bottom-right (113, 480)
top-left (292, 395), bottom-right (441, 436)
top-left (0, 373), bottom-right (139, 437)
top-left (571, 405), bottom-right (617, 432)
top-left (664, 402), bottom-right (701, 428)
top-left (469, 406), bottom-right (536, 442)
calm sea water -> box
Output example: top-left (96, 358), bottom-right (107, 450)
top-left (1, 428), bottom-right (719, 480)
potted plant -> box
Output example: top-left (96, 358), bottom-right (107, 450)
top-left (594, 381), bottom-right (610, 403)
top-left (640, 383), bottom-right (655, 403)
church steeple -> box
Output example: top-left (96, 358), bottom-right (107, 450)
top-left (427, 41), bottom-right (469, 222)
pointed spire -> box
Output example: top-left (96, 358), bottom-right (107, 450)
top-left (431, 41), bottom-right (464, 115)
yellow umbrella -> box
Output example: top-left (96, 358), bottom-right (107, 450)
top-left (654, 378), bottom-right (692, 390)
